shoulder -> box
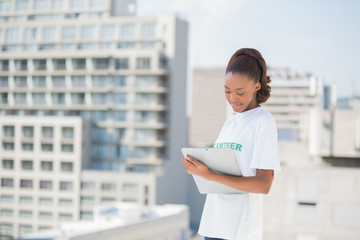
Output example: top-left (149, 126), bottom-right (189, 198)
top-left (254, 107), bottom-right (276, 127)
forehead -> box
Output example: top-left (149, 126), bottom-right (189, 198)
top-left (224, 72), bottom-right (255, 88)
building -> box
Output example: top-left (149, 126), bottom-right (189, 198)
top-left (0, 0), bottom-right (188, 238)
top-left (22, 202), bottom-right (190, 240)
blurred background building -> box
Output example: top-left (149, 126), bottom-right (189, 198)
top-left (0, 0), bottom-right (189, 238)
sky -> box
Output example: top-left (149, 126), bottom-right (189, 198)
top-left (138, 0), bottom-right (360, 98)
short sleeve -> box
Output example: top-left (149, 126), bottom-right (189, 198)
top-left (250, 124), bottom-right (281, 175)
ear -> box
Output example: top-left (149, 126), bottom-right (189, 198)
top-left (254, 82), bottom-right (261, 92)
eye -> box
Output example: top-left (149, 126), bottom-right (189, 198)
top-left (225, 91), bottom-right (230, 94)
top-left (237, 93), bottom-right (244, 96)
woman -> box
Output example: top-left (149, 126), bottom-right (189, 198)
top-left (182, 48), bottom-right (281, 240)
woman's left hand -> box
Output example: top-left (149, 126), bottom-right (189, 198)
top-left (181, 155), bottom-right (213, 180)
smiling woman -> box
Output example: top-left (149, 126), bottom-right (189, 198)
top-left (181, 48), bottom-right (281, 240)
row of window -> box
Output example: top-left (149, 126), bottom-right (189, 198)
top-left (0, 92), bottom-right (164, 106)
top-left (0, 0), bottom-right (108, 12)
top-left (0, 57), bottom-right (154, 71)
top-left (1, 159), bottom-right (74, 172)
top-left (0, 75), bottom-right (164, 88)
top-left (1, 22), bottom-right (156, 43)
top-left (2, 125), bottom-right (73, 138)
top-left (0, 180), bottom-right (138, 192)
top-left (1, 178), bottom-right (74, 190)
top-left (2, 142), bottom-right (74, 152)
top-left (0, 209), bottom-right (76, 220)
top-left (0, 41), bottom-right (162, 52)
top-left (0, 222), bottom-right (52, 236)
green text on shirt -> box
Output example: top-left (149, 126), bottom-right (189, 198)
top-left (214, 142), bottom-right (242, 152)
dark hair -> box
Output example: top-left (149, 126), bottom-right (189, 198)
top-left (225, 48), bottom-right (271, 104)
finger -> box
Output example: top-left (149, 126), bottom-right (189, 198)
top-left (186, 155), bottom-right (199, 167)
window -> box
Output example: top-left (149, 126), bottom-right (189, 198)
top-left (136, 76), bottom-right (155, 87)
top-left (136, 57), bottom-right (151, 69)
top-left (101, 183), bottom-right (116, 191)
top-left (80, 211), bottom-right (93, 220)
top-left (20, 179), bottom-right (33, 188)
top-left (59, 181), bottom-right (73, 191)
top-left (90, 0), bottom-right (106, 8)
top-left (19, 224), bottom-right (32, 235)
top-left (59, 198), bottom-right (72, 206)
top-left (73, 59), bottom-right (86, 70)
top-left (115, 58), bottom-right (129, 70)
top-left (72, 93), bottom-right (85, 104)
top-left (0, 223), bottom-right (13, 236)
top-left (33, 76), bottom-right (46, 87)
top-left (61, 26), bottom-right (75, 39)
top-left (54, 59), bottom-right (66, 70)
top-left (34, 0), bottom-right (48, 10)
top-left (59, 213), bottom-right (72, 221)
top-left (132, 147), bottom-right (151, 158)
top-left (61, 162), bottom-right (73, 172)
top-left (119, 41), bottom-right (136, 48)
top-left (61, 144), bottom-right (73, 152)
top-left (91, 127), bottom-right (108, 142)
top-left (62, 127), bottom-right (74, 139)
top-left (41, 144), bottom-right (53, 152)
top-left (92, 111), bottom-right (108, 123)
top-left (113, 111), bottom-right (127, 122)
top-left (33, 93), bottom-right (46, 105)
top-left (0, 76), bottom-right (9, 86)
top-left (39, 197), bottom-right (52, 205)
top-left (123, 183), bottom-right (138, 193)
top-left (22, 143), bottom-right (33, 151)
top-left (81, 182), bottom-right (95, 190)
top-left (0, 209), bottom-right (13, 217)
top-left (1, 178), bottom-right (14, 187)
top-left (22, 126), bottom-right (34, 138)
top-left (14, 93), bottom-right (27, 104)
top-left (24, 28), bottom-right (37, 41)
top-left (21, 160), bottom-right (33, 170)
top-left (80, 196), bottom-right (94, 205)
top-left (141, 23), bottom-right (156, 37)
top-left (0, 1), bottom-right (11, 12)
top-left (121, 24), bottom-right (135, 38)
top-left (92, 93), bottom-right (108, 105)
top-left (0, 60), bottom-right (9, 71)
top-left (15, 76), bottom-right (27, 87)
top-left (39, 226), bottom-right (52, 231)
top-left (16, 0), bottom-right (29, 10)
top-left (3, 126), bottom-right (14, 137)
top-left (1, 195), bottom-right (13, 202)
top-left (70, 0), bottom-right (85, 8)
top-left (2, 142), bottom-right (14, 151)
top-left (52, 76), bottom-right (65, 87)
top-left (135, 93), bottom-right (153, 105)
top-left (6, 28), bottom-right (20, 42)
top-left (91, 144), bottom-right (108, 159)
top-left (39, 211), bottom-right (52, 219)
top-left (101, 197), bottom-right (115, 203)
top-left (42, 127), bottom-right (53, 138)
top-left (42, 27), bottom-right (56, 40)
top-left (15, 59), bottom-right (27, 71)
top-left (19, 210), bottom-right (32, 218)
top-left (94, 58), bottom-right (109, 69)
top-left (20, 196), bottom-right (33, 204)
top-left (34, 59), bottom-right (47, 70)
top-left (52, 0), bottom-right (65, 9)
top-left (72, 75), bottom-right (86, 87)
top-left (81, 26), bottom-right (95, 39)
top-left (135, 129), bottom-right (153, 141)
top-left (41, 161), bottom-right (53, 171)
top-left (52, 93), bottom-right (65, 104)
top-left (113, 93), bottom-right (127, 104)
top-left (113, 76), bottom-right (127, 87)
top-left (39, 180), bottom-right (52, 190)
top-left (101, 24), bottom-right (115, 39)
top-left (2, 159), bottom-right (14, 169)
top-left (0, 93), bottom-right (8, 104)
top-left (92, 75), bottom-right (110, 87)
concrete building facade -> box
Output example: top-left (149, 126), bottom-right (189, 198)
top-left (0, 0), bottom-right (188, 238)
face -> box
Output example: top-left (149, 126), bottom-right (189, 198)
top-left (224, 72), bottom-right (261, 113)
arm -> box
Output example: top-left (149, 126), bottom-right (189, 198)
top-left (181, 155), bottom-right (274, 194)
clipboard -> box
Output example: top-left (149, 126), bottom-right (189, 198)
top-left (181, 147), bottom-right (245, 194)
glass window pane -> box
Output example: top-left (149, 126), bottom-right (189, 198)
top-left (52, 0), bottom-right (65, 9)
top-left (34, 0), bottom-right (48, 10)
top-left (101, 25), bottom-right (115, 39)
top-left (6, 28), bottom-right (20, 42)
top-left (81, 26), bottom-right (95, 39)
top-left (16, 0), bottom-right (29, 11)
top-left (70, 0), bottom-right (85, 8)
top-left (42, 27), bottom-right (56, 41)
top-left (61, 26), bottom-right (75, 39)
top-left (142, 23), bottom-right (156, 37)
top-left (121, 24), bottom-right (135, 38)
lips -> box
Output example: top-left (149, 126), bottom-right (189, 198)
top-left (231, 104), bottom-right (242, 110)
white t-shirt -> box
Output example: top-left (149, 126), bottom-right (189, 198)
top-left (198, 106), bottom-right (281, 240)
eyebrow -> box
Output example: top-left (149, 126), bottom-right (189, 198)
top-left (224, 85), bottom-right (245, 90)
